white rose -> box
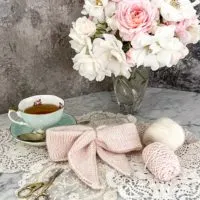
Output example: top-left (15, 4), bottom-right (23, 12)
top-left (105, 2), bottom-right (118, 31)
top-left (93, 34), bottom-right (132, 78)
top-left (128, 26), bottom-right (189, 70)
top-left (72, 16), bottom-right (96, 37)
top-left (72, 38), bottom-right (106, 81)
top-left (152, 0), bottom-right (198, 22)
top-left (69, 29), bottom-right (87, 53)
top-left (187, 24), bottom-right (200, 44)
top-left (106, 16), bottom-right (118, 31)
top-left (73, 53), bottom-right (104, 81)
top-left (104, 1), bottom-right (116, 17)
top-left (82, 0), bottom-right (109, 22)
top-left (175, 18), bottom-right (200, 45)
top-left (72, 34), bottom-right (133, 81)
top-left (69, 17), bottom-right (96, 53)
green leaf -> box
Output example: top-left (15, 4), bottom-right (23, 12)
top-left (122, 42), bottom-right (132, 53)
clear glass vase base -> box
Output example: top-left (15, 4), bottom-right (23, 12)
top-left (112, 67), bottom-right (149, 114)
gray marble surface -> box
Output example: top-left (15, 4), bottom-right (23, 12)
top-left (1, 87), bottom-right (200, 199)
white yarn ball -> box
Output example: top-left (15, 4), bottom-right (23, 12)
top-left (143, 118), bottom-right (185, 151)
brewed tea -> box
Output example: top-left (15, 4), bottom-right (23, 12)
top-left (24, 104), bottom-right (60, 114)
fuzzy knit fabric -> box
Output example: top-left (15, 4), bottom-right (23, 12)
top-left (142, 142), bottom-right (181, 181)
top-left (46, 123), bottom-right (142, 189)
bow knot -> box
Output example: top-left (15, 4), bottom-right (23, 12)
top-left (46, 123), bottom-right (142, 189)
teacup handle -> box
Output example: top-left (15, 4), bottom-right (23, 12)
top-left (8, 109), bottom-right (29, 126)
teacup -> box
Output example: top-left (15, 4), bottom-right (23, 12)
top-left (8, 95), bottom-right (64, 130)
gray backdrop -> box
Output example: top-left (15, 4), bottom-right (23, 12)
top-left (0, 0), bottom-right (199, 113)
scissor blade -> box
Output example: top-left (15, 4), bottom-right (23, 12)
top-left (48, 169), bottom-right (64, 182)
top-left (39, 168), bottom-right (64, 195)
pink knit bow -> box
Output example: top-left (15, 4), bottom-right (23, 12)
top-left (46, 123), bottom-right (142, 189)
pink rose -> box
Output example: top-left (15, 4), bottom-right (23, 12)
top-left (175, 18), bottom-right (200, 44)
top-left (116, 0), bottom-right (157, 41)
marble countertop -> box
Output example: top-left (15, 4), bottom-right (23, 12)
top-left (1, 87), bottom-right (200, 200)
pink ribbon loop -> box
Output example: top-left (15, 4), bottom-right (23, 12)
top-left (46, 123), bottom-right (142, 189)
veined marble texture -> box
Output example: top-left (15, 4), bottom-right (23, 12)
top-left (0, 88), bottom-right (200, 199)
top-left (0, 0), bottom-right (112, 114)
top-left (150, 43), bottom-right (200, 92)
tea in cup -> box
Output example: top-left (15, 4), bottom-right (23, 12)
top-left (8, 95), bottom-right (64, 130)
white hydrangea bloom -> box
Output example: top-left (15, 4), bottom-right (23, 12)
top-left (69, 17), bottom-right (96, 53)
top-left (128, 26), bottom-right (189, 70)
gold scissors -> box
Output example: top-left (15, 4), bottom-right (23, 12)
top-left (17, 168), bottom-right (64, 200)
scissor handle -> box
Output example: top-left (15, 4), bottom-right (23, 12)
top-left (34, 192), bottom-right (49, 200)
top-left (17, 182), bottom-right (45, 198)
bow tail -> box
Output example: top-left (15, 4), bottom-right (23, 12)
top-left (97, 147), bottom-right (132, 176)
top-left (68, 134), bottom-right (101, 189)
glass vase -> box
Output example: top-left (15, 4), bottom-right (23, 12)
top-left (112, 66), bottom-right (149, 114)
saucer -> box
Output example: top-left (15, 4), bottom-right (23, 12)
top-left (10, 112), bottom-right (76, 146)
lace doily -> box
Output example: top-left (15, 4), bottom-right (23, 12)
top-left (15, 111), bottom-right (200, 200)
top-left (0, 129), bottom-right (49, 173)
top-left (107, 142), bottom-right (200, 200)
top-left (0, 112), bottom-right (136, 173)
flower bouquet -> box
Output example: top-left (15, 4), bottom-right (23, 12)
top-left (69, 0), bottom-right (200, 113)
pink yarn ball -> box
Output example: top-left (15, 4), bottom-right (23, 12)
top-left (142, 142), bottom-right (181, 181)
